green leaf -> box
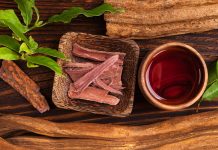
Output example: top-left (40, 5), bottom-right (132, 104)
top-left (0, 10), bottom-right (27, 33)
top-left (0, 10), bottom-right (29, 46)
top-left (3, 20), bottom-right (29, 45)
top-left (34, 47), bottom-right (65, 59)
top-left (0, 47), bottom-right (20, 60)
top-left (19, 43), bottom-right (32, 54)
top-left (27, 61), bottom-right (39, 68)
top-left (202, 81), bottom-right (218, 101)
top-left (0, 35), bottom-right (20, 52)
top-left (207, 61), bottom-right (218, 86)
top-left (26, 55), bottom-right (62, 75)
top-left (14, 0), bottom-right (35, 26)
top-left (48, 3), bottom-right (124, 23)
top-left (9, 23), bottom-right (30, 46)
top-left (29, 36), bottom-right (38, 50)
top-left (0, 22), bottom-right (6, 28)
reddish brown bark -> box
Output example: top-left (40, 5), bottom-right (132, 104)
top-left (0, 61), bottom-right (49, 113)
top-left (68, 85), bottom-right (120, 105)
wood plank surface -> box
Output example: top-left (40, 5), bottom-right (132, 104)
top-left (0, 0), bottom-right (218, 126)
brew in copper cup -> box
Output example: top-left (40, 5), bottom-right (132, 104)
top-left (138, 42), bottom-right (208, 110)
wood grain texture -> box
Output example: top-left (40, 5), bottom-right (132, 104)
top-left (53, 32), bottom-right (139, 117)
top-left (105, 3), bottom-right (218, 25)
top-left (7, 134), bottom-right (218, 150)
top-left (105, 0), bottom-right (218, 11)
top-left (105, 0), bottom-right (218, 39)
top-left (0, 137), bottom-right (25, 150)
top-left (2, 112), bottom-right (218, 150)
top-left (0, 0), bottom-right (217, 126)
top-left (106, 19), bottom-right (218, 39)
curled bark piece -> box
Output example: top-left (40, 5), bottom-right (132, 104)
top-left (0, 61), bottom-right (49, 113)
top-left (106, 18), bottom-right (218, 39)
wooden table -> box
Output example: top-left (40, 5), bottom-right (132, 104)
top-left (0, 0), bottom-right (218, 126)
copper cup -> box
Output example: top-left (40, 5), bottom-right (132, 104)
top-left (138, 42), bottom-right (208, 110)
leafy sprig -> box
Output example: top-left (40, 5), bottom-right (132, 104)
top-left (0, 0), bottom-right (123, 75)
top-left (202, 61), bottom-right (218, 101)
top-left (198, 61), bottom-right (218, 109)
top-left (47, 3), bottom-right (124, 24)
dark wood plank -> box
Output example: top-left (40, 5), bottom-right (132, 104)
top-left (0, 0), bottom-right (217, 125)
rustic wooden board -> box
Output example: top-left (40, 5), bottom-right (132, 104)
top-left (0, 0), bottom-right (218, 125)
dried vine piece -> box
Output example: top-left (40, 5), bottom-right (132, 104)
top-left (0, 60), bottom-right (50, 113)
top-left (2, 111), bottom-right (218, 149)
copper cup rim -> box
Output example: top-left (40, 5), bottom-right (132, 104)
top-left (138, 42), bottom-right (208, 110)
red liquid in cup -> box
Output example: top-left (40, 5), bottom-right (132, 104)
top-left (145, 46), bottom-right (205, 105)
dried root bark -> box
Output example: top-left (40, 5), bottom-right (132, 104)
top-left (105, 0), bottom-right (218, 39)
top-left (106, 18), bottom-right (218, 39)
top-left (5, 134), bottom-right (218, 150)
top-left (105, 4), bottom-right (218, 25)
top-left (7, 136), bottom-right (129, 150)
top-left (1, 110), bottom-right (218, 149)
top-left (0, 114), bottom-right (130, 139)
top-left (0, 61), bottom-right (49, 113)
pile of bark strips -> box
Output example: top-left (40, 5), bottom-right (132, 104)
top-left (64, 43), bottom-right (126, 106)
